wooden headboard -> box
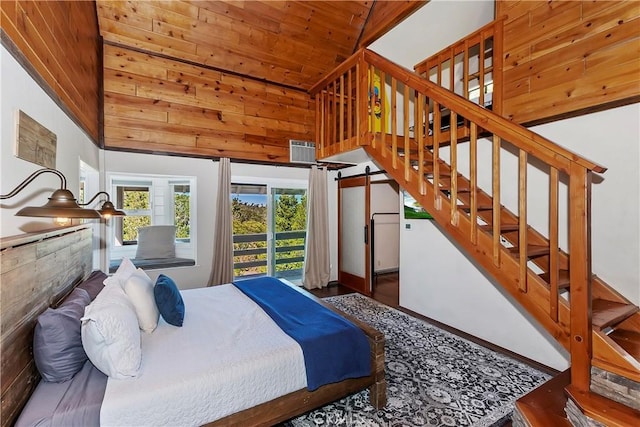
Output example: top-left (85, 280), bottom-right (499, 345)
top-left (0, 225), bottom-right (93, 427)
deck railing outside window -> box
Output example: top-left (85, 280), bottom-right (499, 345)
top-left (233, 230), bottom-right (306, 280)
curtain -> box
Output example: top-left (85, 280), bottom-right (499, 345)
top-left (302, 165), bottom-right (330, 289)
top-left (208, 158), bottom-right (233, 286)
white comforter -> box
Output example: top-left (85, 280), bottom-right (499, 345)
top-left (100, 284), bottom-right (307, 427)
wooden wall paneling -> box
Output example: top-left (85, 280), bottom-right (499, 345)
top-left (103, 44), bottom-right (314, 163)
top-left (497, 0), bottom-right (640, 124)
top-left (0, 1), bottom-right (100, 143)
top-left (96, 0), bottom-right (373, 90)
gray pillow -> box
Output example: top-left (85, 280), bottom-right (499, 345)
top-left (33, 288), bottom-right (91, 382)
top-left (77, 270), bottom-right (107, 300)
top-left (135, 225), bottom-right (176, 259)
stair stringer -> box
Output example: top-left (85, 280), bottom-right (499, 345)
top-left (364, 144), bottom-right (573, 350)
top-left (592, 330), bottom-right (640, 382)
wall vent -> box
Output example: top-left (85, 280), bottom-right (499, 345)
top-left (289, 140), bottom-right (316, 164)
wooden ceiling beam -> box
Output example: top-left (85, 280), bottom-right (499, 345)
top-left (357, 0), bottom-right (429, 50)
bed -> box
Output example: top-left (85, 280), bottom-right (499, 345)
top-left (0, 225), bottom-right (386, 427)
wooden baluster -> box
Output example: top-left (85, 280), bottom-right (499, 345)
top-left (569, 164), bottom-right (593, 393)
top-left (450, 111), bottom-right (458, 225)
top-left (470, 122), bottom-right (477, 244)
top-left (492, 135), bottom-right (501, 266)
top-left (449, 49), bottom-right (454, 92)
top-left (433, 101), bottom-right (441, 210)
top-left (316, 91), bottom-right (323, 159)
top-left (479, 34), bottom-right (485, 107)
top-left (340, 73), bottom-right (345, 147)
top-left (369, 65), bottom-right (376, 149)
top-left (404, 84), bottom-right (410, 183)
top-left (347, 68), bottom-right (353, 143)
top-left (493, 19), bottom-right (504, 116)
top-left (549, 167), bottom-right (560, 322)
top-left (391, 77), bottom-right (398, 170)
top-left (323, 89), bottom-right (330, 155)
top-left (380, 70), bottom-right (386, 157)
top-left (518, 149), bottom-right (528, 293)
top-left (361, 55), bottom-right (370, 146)
top-left (463, 39), bottom-right (469, 101)
top-left (331, 80), bottom-right (346, 153)
top-left (354, 58), bottom-right (360, 146)
top-left (417, 93), bottom-right (425, 195)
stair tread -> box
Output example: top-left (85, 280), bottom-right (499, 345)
top-left (480, 223), bottom-right (520, 233)
top-left (608, 329), bottom-right (640, 359)
top-left (515, 369), bottom-right (572, 426)
top-left (508, 244), bottom-right (550, 258)
top-left (437, 177), bottom-right (471, 192)
top-left (592, 299), bottom-right (639, 330)
top-left (458, 204), bottom-right (493, 212)
top-left (539, 269), bottom-right (571, 290)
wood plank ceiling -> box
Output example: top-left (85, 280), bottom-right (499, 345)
top-left (97, 0), bottom-right (374, 90)
top-left (95, 0), bottom-right (425, 164)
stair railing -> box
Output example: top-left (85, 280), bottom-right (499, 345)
top-left (414, 19), bottom-right (503, 116)
top-left (310, 48), bottom-right (606, 393)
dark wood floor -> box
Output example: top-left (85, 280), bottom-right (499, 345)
top-left (309, 271), bottom-right (399, 307)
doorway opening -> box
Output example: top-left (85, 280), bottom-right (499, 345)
top-left (231, 182), bottom-right (307, 282)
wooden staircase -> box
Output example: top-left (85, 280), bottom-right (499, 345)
top-left (310, 48), bottom-right (640, 425)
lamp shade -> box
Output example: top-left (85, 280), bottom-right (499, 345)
top-left (16, 189), bottom-right (101, 219)
top-left (97, 200), bottom-right (126, 218)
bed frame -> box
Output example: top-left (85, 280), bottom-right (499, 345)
top-left (0, 225), bottom-right (386, 427)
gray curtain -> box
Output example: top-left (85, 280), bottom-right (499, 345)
top-left (303, 166), bottom-right (330, 289)
top-left (208, 158), bottom-right (234, 286)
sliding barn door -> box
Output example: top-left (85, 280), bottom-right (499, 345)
top-left (338, 175), bottom-right (371, 295)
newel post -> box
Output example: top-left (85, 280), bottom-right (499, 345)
top-left (357, 50), bottom-right (369, 147)
top-left (568, 162), bottom-right (593, 393)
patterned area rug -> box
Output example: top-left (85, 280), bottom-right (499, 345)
top-left (289, 293), bottom-right (551, 427)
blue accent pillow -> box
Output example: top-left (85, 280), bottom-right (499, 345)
top-left (154, 274), bottom-right (185, 327)
top-left (33, 288), bottom-right (91, 382)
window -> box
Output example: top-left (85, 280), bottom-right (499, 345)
top-left (231, 178), bottom-right (307, 282)
top-left (115, 185), bottom-right (152, 245)
top-left (108, 174), bottom-right (196, 263)
top-left (172, 183), bottom-right (191, 243)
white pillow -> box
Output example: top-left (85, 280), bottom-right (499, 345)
top-left (104, 257), bottom-right (137, 288)
top-left (123, 269), bottom-right (160, 333)
top-left (81, 284), bottom-right (141, 379)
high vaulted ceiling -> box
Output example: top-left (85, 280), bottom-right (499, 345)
top-left (96, 0), bottom-right (425, 91)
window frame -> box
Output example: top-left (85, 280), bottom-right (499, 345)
top-left (107, 173), bottom-right (197, 263)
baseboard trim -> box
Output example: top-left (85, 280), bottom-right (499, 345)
top-left (396, 305), bottom-right (560, 376)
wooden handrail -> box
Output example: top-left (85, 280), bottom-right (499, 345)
top-left (309, 49), bottom-right (364, 96)
top-left (363, 48), bottom-right (606, 175)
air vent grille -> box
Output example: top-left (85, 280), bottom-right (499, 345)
top-left (289, 140), bottom-right (316, 164)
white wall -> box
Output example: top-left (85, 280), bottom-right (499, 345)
top-left (532, 104), bottom-right (640, 305)
top-left (368, 0), bottom-right (640, 370)
top-left (0, 45), bottom-right (100, 238)
top-left (369, 0), bottom-right (495, 69)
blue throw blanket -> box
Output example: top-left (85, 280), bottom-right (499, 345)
top-left (234, 277), bottom-right (371, 391)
